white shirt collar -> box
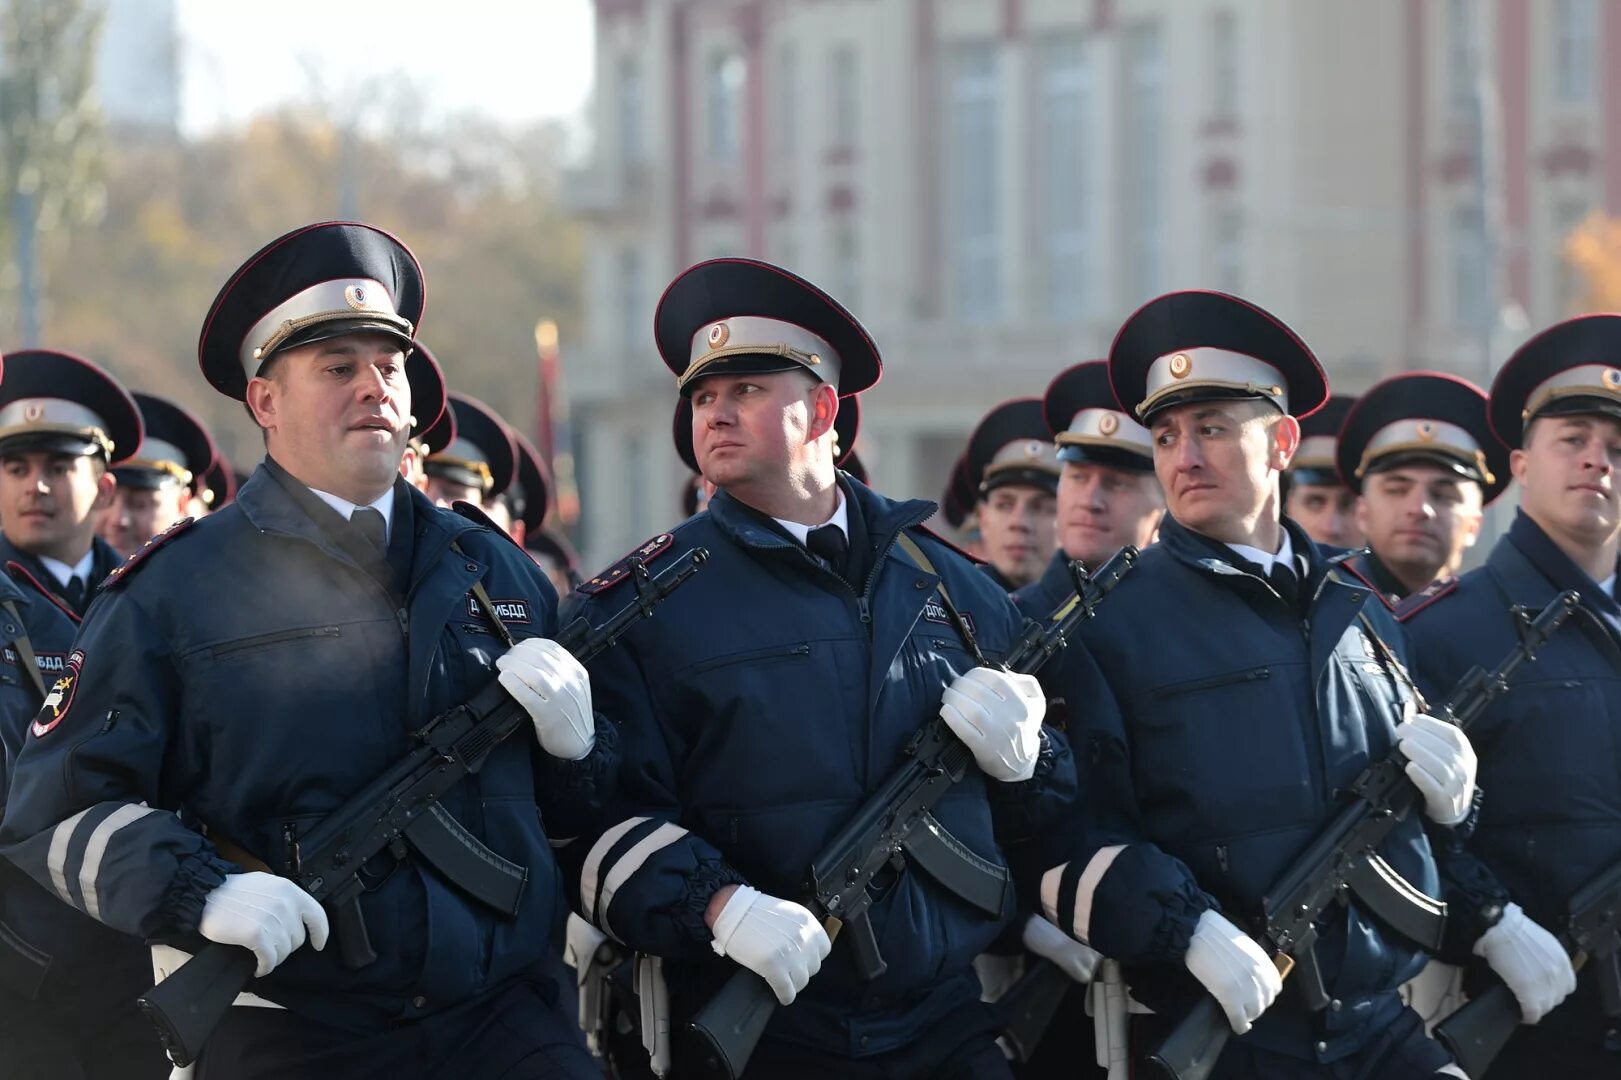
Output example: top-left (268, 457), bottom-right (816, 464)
top-left (1602, 572), bottom-right (1616, 599)
top-left (1226, 529), bottom-right (1294, 576)
top-left (773, 488), bottom-right (848, 547)
top-left (38, 549), bottom-right (97, 590)
top-left (307, 485), bottom-right (395, 543)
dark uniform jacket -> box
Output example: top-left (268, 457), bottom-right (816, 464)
top-left (1402, 512), bottom-right (1621, 963)
top-left (1013, 550), bottom-right (1077, 622)
top-left (0, 460), bottom-right (615, 1033)
top-left (1039, 514), bottom-right (1439, 1063)
top-left (574, 477), bottom-right (1078, 1057)
top-left (0, 533), bottom-right (122, 618)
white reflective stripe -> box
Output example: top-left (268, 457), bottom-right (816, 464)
top-left (1039, 863), bottom-right (1068, 927)
top-left (79, 803), bottom-right (159, 921)
top-left (1074, 845), bottom-right (1128, 944)
top-left (46, 806), bottom-right (96, 903)
top-left (598, 822), bottom-right (688, 938)
top-left (581, 816), bottom-right (648, 921)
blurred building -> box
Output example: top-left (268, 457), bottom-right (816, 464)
top-left (566, 0), bottom-right (1620, 567)
top-left (96, 0), bottom-right (181, 134)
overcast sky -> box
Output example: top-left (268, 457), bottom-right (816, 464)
top-left (175, 0), bottom-right (596, 134)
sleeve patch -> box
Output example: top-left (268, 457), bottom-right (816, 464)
top-left (1395, 577), bottom-right (1460, 623)
top-left (31, 648), bottom-right (83, 737)
top-left (101, 517), bottom-right (196, 590)
top-left (577, 533), bottom-right (675, 596)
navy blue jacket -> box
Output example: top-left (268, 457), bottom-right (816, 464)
top-left (1012, 550), bottom-right (1076, 622)
top-left (1402, 512), bottom-right (1621, 956)
top-left (573, 477), bottom-right (1077, 1057)
top-left (0, 461), bottom-right (614, 1033)
top-left (1038, 515), bottom-right (1439, 1063)
top-left (0, 532), bottom-right (122, 618)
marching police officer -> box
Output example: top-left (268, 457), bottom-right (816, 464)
top-left (423, 391), bottom-right (519, 511)
top-left (0, 222), bottom-right (612, 1079)
top-left (0, 350), bottom-right (142, 616)
top-left (573, 258), bottom-right (1075, 1079)
top-left (1013, 360), bottom-right (1163, 617)
top-left (1401, 315), bottom-right (1621, 1075)
top-left (964, 399), bottom-right (1061, 591)
top-left (1281, 395), bottom-right (1362, 549)
top-left (1335, 372), bottom-right (1508, 604)
top-left (105, 391), bottom-right (220, 556)
top-left (1037, 291), bottom-right (1476, 1078)
top-left (941, 453), bottom-right (984, 558)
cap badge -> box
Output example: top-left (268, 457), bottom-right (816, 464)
top-left (1099, 413), bottom-right (1120, 436)
top-left (1025, 440), bottom-right (1043, 459)
top-left (22, 404), bottom-right (41, 423)
top-left (344, 284), bottom-right (370, 310)
top-left (1604, 368), bottom-right (1621, 391)
top-left (707, 322), bottom-right (730, 349)
top-left (1169, 353), bottom-right (1192, 379)
top-left (1416, 421), bottom-right (1437, 442)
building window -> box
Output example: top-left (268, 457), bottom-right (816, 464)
top-left (1555, 0), bottom-right (1597, 104)
top-left (829, 44), bottom-right (859, 149)
top-left (1450, 203), bottom-right (1487, 329)
top-left (832, 224), bottom-right (861, 312)
top-left (617, 247), bottom-right (644, 349)
top-left (1037, 36), bottom-right (1090, 321)
top-left (1209, 207), bottom-right (1243, 294)
top-left (1123, 22), bottom-right (1163, 302)
top-left (1554, 196), bottom-right (1591, 311)
top-left (945, 42), bottom-right (1000, 323)
top-left (1445, 0), bottom-right (1476, 118)
top-left (616, 54), bottom-right (645, 170)
top-left (707, 49), bottom-right (745, 163)
top-left (773, 43), bottom-right (797, 164)
top-left (1209, 10), bottom-right (1238, 121)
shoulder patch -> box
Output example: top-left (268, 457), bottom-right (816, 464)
top-left (5, 562), bottom-right (81, 624)
top-left (577, 532), bottom-right (675, 596)
top-left (1395, 576), bottom-right (1459, 623)
top-left (101, 517), bottom-right (196, 590)
top-left (1332, 560), bottom-right (1398, 611)
top-left (31, 648), bottom-right (83, 737)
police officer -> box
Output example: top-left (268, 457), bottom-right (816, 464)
top-left (965, 399), bottom-right (1060, 591)
top-left (1335, 372), bottom-right (1509, 605)
top-left (941, 453), bottom-right (984, 558)
top-left (675, 392), bottom-right (866, 507)
top-left (397, 343), bottom-right (455, 493)
top-left (1400, 315), bottom-right (1621, 1075)
top-left (0, 347), bottom-right (167, 1080)
top-left (573, 257), bottom-right (1076, 1079)
top-left (1013, 361), bottom-right (1163, 617)
top-left (1282, 395), bottom-right (1363, 549)
top-left (105, 391), bottom-right (220, 556)
top-left (497, 433), bottom-right (585, 595)
top-left (195, 457), bottom-right (241, 515)
top-left (1037, 291), bottom-right (1477, 1078)
top-left (423, 391), bottom-right (518, 511)
top-left (0, 222), bottom-right (611, 1079)
top-left (0, 350), bottom-right (142, 616)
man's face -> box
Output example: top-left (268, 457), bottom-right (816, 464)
top-left (1513, 415), bottom-right (1621, 548)
top-left (109, 484), bottom-right (189, 556)
top-left (1151, 400), bottom-right (1295, 543)
top-left (247, 333), bottom-right (411, 503)
top-left (977, 483), bottom-right (1058, 587)
top-left (1356, 464), bottom-right (1483, 584)
top-left (1057, 459), bottom-right (1163, 567)
top-left (0, 451), bottom-right (115, 561)
top-left (1286, 482), bottom-right (1363, 549)
top-left (690, 371), bottom-right (832, 494)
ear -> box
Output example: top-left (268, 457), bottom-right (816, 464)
top-left (246, 375), bottom-right (279, 433)
top-left (1353, 493), bottom-right (1371, 535)
top-left (807, 382), bottom-right (839, 444)
top-left (1462, 508), bottom-right (1485, 549)
top-left (93, 467), bottom-right (118, 512)
top-left (1270, 413), bottom-right (1301, 471)
top-left (1509, 447), bottom-right (1530, 487)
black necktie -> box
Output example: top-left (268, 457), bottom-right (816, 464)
top-left (351, 507), bottom-right (388, 555)
top-left (806, 524), bottom-right (849, 575)
top-left (1268, 558), bottom-right (1299, 609)
top-left (62, 576), bottom-right (86, 612)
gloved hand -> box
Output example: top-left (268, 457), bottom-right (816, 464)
top-left (496, 637), bottom-right (595, 760)
top-left (1473, 903), bottom-right (1576, 1024)
top-left (939, 666), bottom-right (1046, 782)
top-left (198, 872), bottom-right (329, 978)
top-left (1022, 914), bottom-right (1101, 983)
top-left (1183, 909), bottom-right (1281, 1034)
top-left (709, 885), bottom-right (831, 1006)
top-left (1394, 705), bottom-right (1477, 825)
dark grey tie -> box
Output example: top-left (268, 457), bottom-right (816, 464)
top-left (806, 524), bottom-right (849, 575)
top-left (1268, 558), bottom-right (1299, 609)
top-left (351, 507), bottom-right (387, 555)
top-left (62, 576), bottom-right (86, 612)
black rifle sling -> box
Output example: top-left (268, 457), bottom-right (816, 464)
top-left (893, 533), bottom-right (989, 667)
top-left (2, 600), bottom-right (48, 700)
top-left (452, 541), bottom-right (516, 648)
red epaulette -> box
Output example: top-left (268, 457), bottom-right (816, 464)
top-left (101, 517), bottom-right (196, 590)
top-left (1333, 559), bottom-right (1398, 612)
top-left (1395, 577), bottom-right (1459, 623)
top-left (5, 562), bottom-right (80, 624)
top-left (577, 532), bottom-right (675, 596)
top-left (913, 525), bottom-right (984, 566)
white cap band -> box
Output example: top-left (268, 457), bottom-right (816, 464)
top-left (0, 398), bottom-right (114, 454)
top-left (1058, 407), bottom-right (1154, 457)
top-left (241, 277), bottom-right (412, 378)
top-left (1357, 418), bottom-right (1492, 482)
top-left (1140, 346), bottom-right (1288, 419)
top-left (982, 439), bottom-right (1060, 487)
top-left (1523, 363), bottom-right (1621, 421)
top-left (684, 315), bottom-right (841, 391)
top-left (1293, 435), bottom-right (1338, 470)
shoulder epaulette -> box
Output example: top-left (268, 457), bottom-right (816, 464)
top-left (5, 562), bottom-right (80, 623)
top-left (450, 499), bottom-right (526, 555)
top-left (1395, 576), bottom-right (1459, 623)
top-left (101, 517), bottom-right (196, 590)
top-left (1331, 559), bottom-right (1398, 612)
top-left (577, 532), bottom-right (675, 596)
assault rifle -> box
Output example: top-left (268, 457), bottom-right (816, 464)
top-left (1436, 856), bottom-right (1621, 1075)
top-left (1147, 590), bottom-right (1579, 1080)
top-left (138, 548), bottom-right (709, 1067)
top-left (682, 546), bottom-right (1140, 1080)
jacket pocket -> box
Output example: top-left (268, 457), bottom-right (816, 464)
top-left (684, 641), bottom-right (813, 678)
top-left (209, 624), bottom-right (342, 659)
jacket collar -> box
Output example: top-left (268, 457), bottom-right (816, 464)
top-left (1157, 512), bottom-right (1325, 588)
top-left (708, 474), bottom-right (935, 566)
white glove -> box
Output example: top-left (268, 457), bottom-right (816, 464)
top-left (1394, 706), bottom-right (1477, 825)
top-left (496, 637), bottom-right (595, 761)
top-left (1472, 903), bottom-right (1576, 1024)
top-left (1022, 914), bottom-right (1101, 984)
top-left (198, 872), bottom-right (329, 978)
top-left (939, 666), bottom-right (1046, 782)
top-left (1183, 909), bottom-right (1281, 1035)
top-left (709, 885), bottom-right (831, 1006)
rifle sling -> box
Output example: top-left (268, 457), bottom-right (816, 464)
top-left (893, 533), bottom-right (988, 666)
top-left (1, 601), bottom-right (47, 701)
